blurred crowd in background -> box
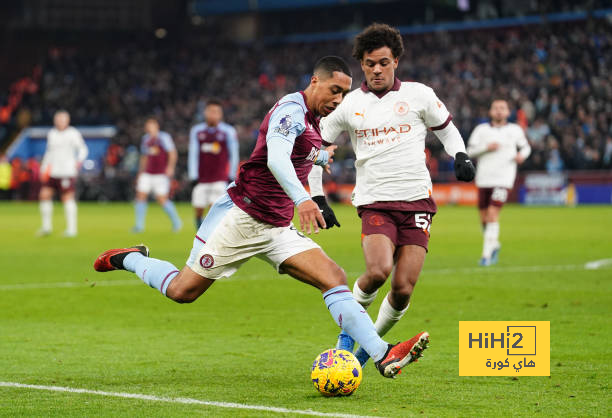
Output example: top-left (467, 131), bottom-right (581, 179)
top-left (1, 19), bottom-right (611, 201)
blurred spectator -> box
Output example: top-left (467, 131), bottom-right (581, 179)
top-left (5, 19), bottom-right (611, 196)
top-left (546, 137), bottom-right (564, 173)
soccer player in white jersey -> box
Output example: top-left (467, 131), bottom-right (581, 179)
top-left (467, 99), bottom-right (531, 266)
top-left (38, 110), bottom-right (88, 237)
top-left (316, 23), bottom-right (475, 367)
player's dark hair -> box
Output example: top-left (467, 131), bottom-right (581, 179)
top-left (352, 23), bottom-right (404, 61)
top-left (490, 98), bottom-right (509, 106)
top-left (313, 56), bottom-right (352, 79)
top-left (206, 98), bottom-right (223, 108)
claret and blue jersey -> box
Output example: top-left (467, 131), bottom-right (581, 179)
top-left (228, 91), bottom-right (326, 226)
top-left (188, 122), bottom-right (239, 183)
top-left (141, 131), bottom-right (175, 175)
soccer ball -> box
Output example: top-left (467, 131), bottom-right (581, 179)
top-left (311, 349), bottom-right (362, 397)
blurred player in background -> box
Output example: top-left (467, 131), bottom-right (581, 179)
top-left (188, 99), bottom-right (239, 229)
top-left (467, 99), bottom-right (531, 266)
top-left (132, 118), bottom-right (182, 233)
top-left (317, 23), bottom-right (475, 366)
top-left (38, 110), bottom-right (88, 237)
top-left (95, 56), bottom-right (429, 379)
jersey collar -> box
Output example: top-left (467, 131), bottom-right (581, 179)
top-left (360, 77), bottom-right (401, 98)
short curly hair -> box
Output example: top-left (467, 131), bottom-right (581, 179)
top-left (352, 23), bottom-right (404, 61)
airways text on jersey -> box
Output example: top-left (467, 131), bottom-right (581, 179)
top-left (306, 147), bottom-right (321, 162)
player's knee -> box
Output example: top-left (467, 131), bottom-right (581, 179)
top-left (365, 264), bottom-right (392, 287)
top-left (390, 280), bottom-right (414, 300)
top-left (166, 283), bottom-right (200, 304)
top-left (170, 289), bottom-right (199, 304)
top-left (321, 263), bottom-right (347, 290)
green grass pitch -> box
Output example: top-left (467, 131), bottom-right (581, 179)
top-left (0, 201), bottom-right (610, 417)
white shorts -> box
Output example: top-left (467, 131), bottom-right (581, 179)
top-left (136, 173), bottom-right (170, 197)
top-left (186, 205), bottom-right (320, 280)
top-left (192, 181), bottom-right (227, 208)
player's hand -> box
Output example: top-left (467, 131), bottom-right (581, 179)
top-left (297, 199), bottom-right (325, 234)
top-left (514, 155), bottom-right (526, 164)
top-left (487, 142), bottom-right (500, 151)
top-left (454, 152), bottom-right (476, 182)
top-left (312, 195), bottom-right (340, 229)
top-left (325, 145), bottom-right (337, 163)
top-left (166, 167), bottom-right (175, 177)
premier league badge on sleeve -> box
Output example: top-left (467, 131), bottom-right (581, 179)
top-left (274, 115), bottom-right (292, 136)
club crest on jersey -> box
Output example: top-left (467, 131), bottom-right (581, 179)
top-left (199, 254), bottom-right (214, 269)
top-left (394, 101), bottom-right (409, 115)
top-left (274, 114), bottom-right (292, 136)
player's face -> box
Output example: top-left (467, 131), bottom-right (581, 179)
top-left (490, 100), bottom-right (510, 123)
top-left (145, 120), bottom-right (159, 136)
top-left (54, 113), bottom-right (70, 130)
top-left (204, 104), bottom-right (223, 126)
top-left (361, 46), bottom-right (398, 93)
top-left (310, 71), bottom-right (352, 117)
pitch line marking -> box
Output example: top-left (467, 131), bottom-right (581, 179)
top-left (0, 381), bottom-right (381, 418)
top-left (2, 261), bottom-right (610, 291)
top-left (0, 279), bottom-right (139, 290)
top-left (584, 258), bottom-right (612, 270)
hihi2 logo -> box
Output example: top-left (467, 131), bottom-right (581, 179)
top-left (459, 321), bottom-right (549, 376)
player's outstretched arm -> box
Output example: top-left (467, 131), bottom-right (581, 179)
top-left (267, 136), bottom-right (324, 234)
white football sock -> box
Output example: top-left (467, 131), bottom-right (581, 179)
top-left (353, 280), bottom-right (378, 309)
top-left (40, 200), bottom-right (53, 232)
top-left (482, 222), bottom-right (500, 258)
top-left (374, 293), bottom-right (409, 338)
top-left (64, 199), bottom-right (77, 235)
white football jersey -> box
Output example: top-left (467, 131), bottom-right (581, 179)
top-left (41, 127), bottom-right (88, 178)
top-left (467, 122), bottom-right (531, 189)
top-left (321, 79), bottom-right (463, 207)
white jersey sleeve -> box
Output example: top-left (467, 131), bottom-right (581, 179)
top-left (74, 128), bottom-right (88, 164)
top-left (516, 126), bottom-right (532, 160)
top-left (320, 98), bottom-right (350, 144)
top-left (422, 86), bottom-right (451, 129)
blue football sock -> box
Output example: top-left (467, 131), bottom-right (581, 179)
top-left (162, 200), bottom-right (182, 229)
top-left (134, 201), bottom-right (148, 231)
top-left (323, 285), bottom-right (388, 363)
top-left (124, 252), bottom-right (179, 296)
top-left (336, 330), bottom-right (355, 352)
top-left (354, 346), bottom-right (370, 366)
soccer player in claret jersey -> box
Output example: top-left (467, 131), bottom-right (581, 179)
top-left (317, 23), bottom-right (475, 367)
top-left (132, 118), bottom-right (182, 233)
top-left (38, 110), bottom-right (88, 237)
top-left (467, 99), bottom-right (531, 266)
top-left (188, 99), bottom-right (239, 229)
top-left (94, 56), bottom-right (429, 378)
